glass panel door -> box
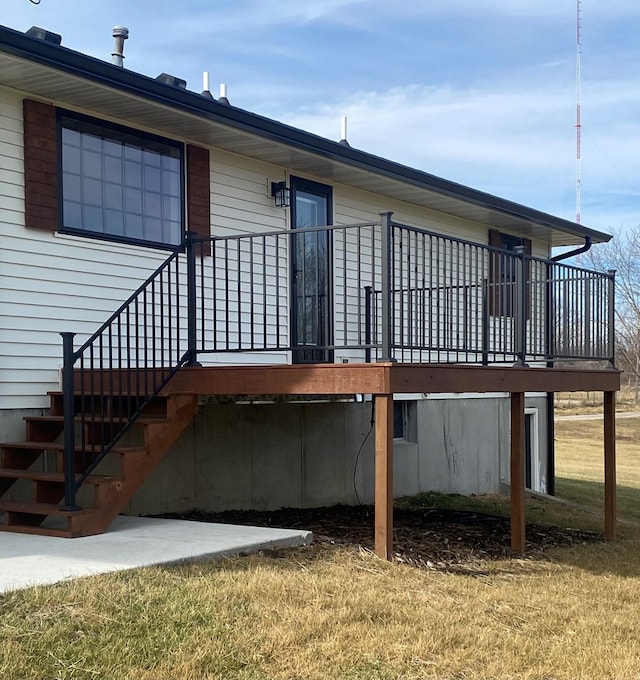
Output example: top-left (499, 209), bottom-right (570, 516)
top-left (290, 177), bottom-right (332, 363)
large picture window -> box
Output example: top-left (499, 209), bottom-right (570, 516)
top-left (59, 113), bottom-right (184, 248)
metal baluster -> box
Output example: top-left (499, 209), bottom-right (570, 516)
top-left (380, 211), bottom-right (394, 361)
top-left (514, 245), bottom-right (527, 365)
top-left (61, 332), bottom-right (78, 510)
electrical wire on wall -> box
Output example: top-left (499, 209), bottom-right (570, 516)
top-left (29, 0), bottom-right (41, 4)
top-left (352, 400), bottom-right (375, 505)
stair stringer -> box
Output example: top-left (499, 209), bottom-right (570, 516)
top-left (69, 394), bottom-right (199, 537)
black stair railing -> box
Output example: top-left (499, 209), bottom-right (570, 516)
top-left (61, 235), bottom-right (199, 510)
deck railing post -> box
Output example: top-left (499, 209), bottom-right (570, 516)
top-left (481, 278), bottom-right (489, 365)
top-left (544, 262), bottom-right (556, 496)
top-left (514, 245), bottom-right (527, 365)
top-left (607, 269), bottom-right (616, 368)
top-left (364, 285), bottom-right (373, 363)
top-left (61, 332), bottom-right (79, 511)
top-left (185, 231), bottom-right (200, 366)
top-left (380, 211), bottom-right (394, 362)
top-left (545, 262), bottom-right (555, 360)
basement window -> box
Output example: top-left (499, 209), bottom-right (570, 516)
top-left (59, 112), bottom-right (184, 248)
top-left (393, 400), bottom-right (417, 441)
top-left (394, 401), bottom-right (405, 439)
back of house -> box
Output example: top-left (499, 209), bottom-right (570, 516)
top-left (0, 22), bottom-right (617, 536)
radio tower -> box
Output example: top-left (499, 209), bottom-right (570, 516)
top-left (575, 0), bottom-right (582, 223)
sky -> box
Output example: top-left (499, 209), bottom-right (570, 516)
top-left (6, 0), bottom-right (640, 234)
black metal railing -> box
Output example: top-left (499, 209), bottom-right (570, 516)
top-left (60, 214), bottom-right (615, 508)
top-left (61, 248), bottom-right (192, 509)
top-left (190, 213), bottom-right (615, 365)
top-left (374, 219), bottom-right (615, 365)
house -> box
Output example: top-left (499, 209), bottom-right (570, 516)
top-left (0, 23), bottom-right (619, 557)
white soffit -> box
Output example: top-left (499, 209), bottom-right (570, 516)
top-left (0, 51), bottom-right (599, 247)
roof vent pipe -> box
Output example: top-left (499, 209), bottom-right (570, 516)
top-left (201, 71), bottom-right (214, 100)
top-left (339, 115), bottom-right (350, 146)
top-left (218, 83), bottom-right (230, 106)
top-left (111, 26), bottom-right (129, 67)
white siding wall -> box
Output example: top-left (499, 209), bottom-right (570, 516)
top-left (0, 92), bottom-right (290, 410)
top-left (205, 150), bottom-right (290, 364)
top-left (0, 91), bottom-right (173, 409)
top-left (0, 86), bottom-right (555, 410)
top-left (322, 176), bottom-right (549, 364)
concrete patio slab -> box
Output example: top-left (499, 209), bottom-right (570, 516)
top-left (0, 516), bottom-right (313, 593)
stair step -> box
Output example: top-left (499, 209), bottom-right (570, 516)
top-left (1, 442), bottom-right (147, 471)
top-left (1, 441), bottom-right (146, 454)
top-left (47, 392), bottom-right (169, 418)
top-left (0, 523), bottom-right (74, 538)
top-left (24, 415), bottom-right (168, 425)
top-left (0, 498), bottom-right (94, 517)
top-left (0, 501), bottom-right (92, 517)
top-left (1, 392), bottom-right (198, 538)
top-left (0, 469), bottom-right (121, 485)
top-left (48, 390), bottom-right (169, 401)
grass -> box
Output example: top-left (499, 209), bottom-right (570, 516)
top-left (554, 388), bottom-right (638, 415)
top-left (555, 415), bottom-right (640, 523)
top-left (2, 417), bottom-right (640, 679)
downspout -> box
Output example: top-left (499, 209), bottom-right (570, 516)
top-left (545, 390), bottom-right (555, 495)
top-left (551, 235), bottom-right (592, 262)
top-left (546, 235), bottom-right (592, 494)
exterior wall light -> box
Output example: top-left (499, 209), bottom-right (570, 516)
top-left (270, 181), bottom-right (291, 208)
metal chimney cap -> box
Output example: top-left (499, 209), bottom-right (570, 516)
top-left (111, 25), bottom-right (129, 67)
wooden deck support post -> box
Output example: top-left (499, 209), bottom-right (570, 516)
top-left (374, 394), bottom-right (394, 560)
top-left (604, 390), bottom-right (617, 539)
top-left (510, 391), bottom-right (526, 553)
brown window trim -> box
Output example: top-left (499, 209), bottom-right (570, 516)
top-left (23, 99), bottom-right (211, 255)
top-left (186, 144), bottom-right (211, 256)
top-left (23, 99), bottom-right (58, 232)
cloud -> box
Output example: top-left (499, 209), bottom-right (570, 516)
top-left (4, 0), bottom-right (638, 231)
top-left (137, 0), bottom-right (368, 40)
top-left (376, 0), bottom-right (640, 18)
top-left (281, 75), bottom-right (640, 230)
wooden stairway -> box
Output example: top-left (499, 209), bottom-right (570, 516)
top-left (0, 389), bottom-right (198, 537)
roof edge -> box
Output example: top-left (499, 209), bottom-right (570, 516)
top-left (0, 24), bottom-right (612, 244)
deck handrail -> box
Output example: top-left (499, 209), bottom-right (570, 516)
top-left (187, 215), bottom-right (615, 365)
top-left (60, 215), bottom-right (615, 508)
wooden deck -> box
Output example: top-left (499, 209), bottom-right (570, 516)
top-left (161, 363), bottom-right (620, 397)
top-left (159, 362), bottom-right (620, 560)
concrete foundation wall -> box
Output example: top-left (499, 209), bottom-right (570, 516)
top-left (413, 397), bottom-right (509, 494)
top-left (127, 395), bottom-right (526, 516)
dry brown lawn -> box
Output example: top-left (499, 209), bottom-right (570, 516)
top-left (1, 416), bottom-right (640, 679)
top-left (555, 388), bottom-right (638, 415)
top-left (555, 411), bottom-right (640, 523)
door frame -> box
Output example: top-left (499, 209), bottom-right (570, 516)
top-left (289, 175), bottom-right (334, 364)
top-left (524, 407), bottom-right (541, 492)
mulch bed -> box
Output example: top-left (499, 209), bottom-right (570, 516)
top-left (155, 504), bottom-right (603, 571)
